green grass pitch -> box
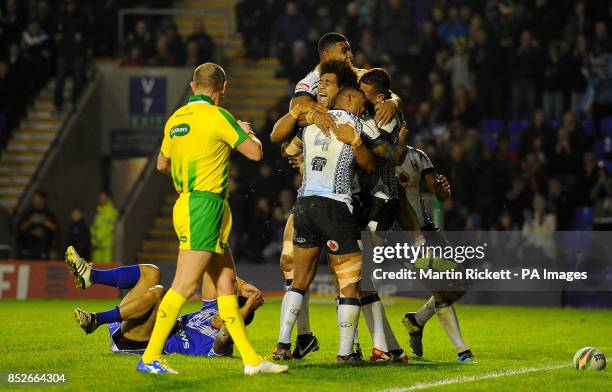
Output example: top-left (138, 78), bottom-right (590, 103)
top-left (0, 297), bottom-right (609, 391)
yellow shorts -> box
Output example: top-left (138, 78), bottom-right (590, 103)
top-left (173, 191), bottom-right (232, 254)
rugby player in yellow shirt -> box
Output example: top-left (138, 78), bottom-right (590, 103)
top-left (136, 63), bottom-right (288, 375)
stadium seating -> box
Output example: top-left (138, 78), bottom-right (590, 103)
top-left (507, 119), bottom-right (529, 135)
top-left (601, 116), bottom-right (612, 138)
top-left (479, 133), bottom-right (497, 150)
top-left (479, 118), bottom-right (504, 134)
top-left (593, 137), bottom-right (611, 158)
top-left (571, 207), bottom-right (594, 230)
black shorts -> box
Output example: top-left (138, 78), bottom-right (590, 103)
top-left (293, 196), bottom-right (361, 255)
top-left (357, 194), bottom-right (398, 232)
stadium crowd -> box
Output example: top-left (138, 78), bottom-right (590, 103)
top-left (2, 1), bottom-right (612, 265)
top-left (228, 0), bottom-right (612, 263)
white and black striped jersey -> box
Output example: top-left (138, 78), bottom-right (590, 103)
top-left (298, 110), bottom-right (383, 208)
top-left (293, 67), bottom-right (368, 100)
top-left (358, 112), bottom-right (404, 200)
top-left (396, 147), bottom-right (435, 227)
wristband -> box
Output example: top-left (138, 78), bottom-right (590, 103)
top-left (305, 111), bottom-right (315, 124)
top-left (289, 105), bottom-right (301, 119)
top-left (351, 135), bottom-right (363, 149)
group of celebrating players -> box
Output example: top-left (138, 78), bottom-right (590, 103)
top-left (65, 32), bottom-right (474, 375)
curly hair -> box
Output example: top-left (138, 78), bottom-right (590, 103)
top-left (319, 60), bottom-right (358, 89)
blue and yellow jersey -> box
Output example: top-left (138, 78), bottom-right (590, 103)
top-left (160, 94), bottom-right (249, 197)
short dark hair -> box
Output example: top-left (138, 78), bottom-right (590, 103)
top-left (318, 32), bottom-right (348, 54)
top-left (337, 85), bottom-right (366, 101)
top-left (319, 60), bottom-right (358, 89)
top-left (34, 190), bottom-right (47, 200)
top-left (359, 68), bottom-right (391, 97)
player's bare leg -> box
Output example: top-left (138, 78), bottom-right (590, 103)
top-left (73, 265), bottom-right (162, 335)
top-left (329, 252), bottom-right (362, 363)
top-left (280, 215), bottom-right (319, 359)
top-left (139, 248), bottom-right (214, 373)
top-left (206, 248), bottom-right (287, 374)
top-left (275, 246), bottom-right (319, 360)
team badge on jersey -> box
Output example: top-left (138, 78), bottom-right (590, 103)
top-left (327, 240), bottom-right (339, 251)
top-left (398, 171), bottom-right (409, 183)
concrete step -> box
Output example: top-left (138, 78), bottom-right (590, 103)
top-left (230, 78), bottom-right (288, 87)
top-left (0, 162), bottom-right (37, 173)
top-left (164, 194), bottom-right (177, 204)
top-left (0, 197), bottom-right (18, 210)
top-left (224, 97), bottom-right (280, 107)
top-left (137, 251), bottom-right (178, 262)
top-left (0, 174), bottom-right (30, 185)
top-left (0, 152), bottom-right (44, 164)
top-left (23, 117), bottom-right (63, 129)
top-left (154, 217), bottom-right (172, 228)
top-left (7, 142), bottom-right (50, 153)
top-left (0, 186), bottom-right (25, 196)
top-left (14, 131), bottom-right (57, 142)
top-left (178, 0), bottom-right (236, 9)
top-left (142, 240), bottom-right (177, 251)
top-left (148, 228), bottom-right (176, 239)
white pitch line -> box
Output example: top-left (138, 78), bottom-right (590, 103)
top-left (379, 364), bottom-right (569, 392)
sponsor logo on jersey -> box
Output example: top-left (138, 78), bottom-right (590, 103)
top-left (327, 240), bottom-right (339, 251)
top-left (295, 82), bottom-right (310, 92)
top-left (180, 235), bottom-right (188, 243)
top-left (170, 123), bottom-right (190, 138)
top-left (186, 311), bottom-right (216, 337)
top-left (178, 329), bottom-right (190, 349)
top-left (220, 242), bottom-right (228, 249)
top-left (311, 156), bottom-right (327, 171)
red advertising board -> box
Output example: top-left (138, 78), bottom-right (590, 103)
top-left (0, 260), bottom-right (120, 300)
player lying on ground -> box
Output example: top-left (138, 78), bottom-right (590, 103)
top-left (395, 149), bottom-right (475, 363)
top-left (65, 246), bottom-right (263, 358)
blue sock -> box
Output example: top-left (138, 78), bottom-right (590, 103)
top-left (90, 265), bottom-right (141, 289)
top-left (96, 306), bottom-right (121, 325)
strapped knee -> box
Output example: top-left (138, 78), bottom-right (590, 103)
top-left (333, 256), bottom-right (362, 291)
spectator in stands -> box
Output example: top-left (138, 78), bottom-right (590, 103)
top-left (123, 46), bottom-right (144, 67)
top-left (271, 1), bottom-right (307, 77)
top-left (125, 20), bottom-right (155, 62)
top-left (591, 164), bottom-right (612, 230)
top-left (151, 35), bottom-right (177, 66)
top-left (542, 43), bottom-right (565, 120)
top-left (376, 0), bottom-right (411, 57)
top-left (522, 193), bottom-right (557, 261)
top-left (186, 20), bottom-right (215, 64)
top-left (0, 205), bottom-right (11, 259)
top-left (444, 38), bottom-right (472, 93)
top-left (91, 190), bottom-right (117, 263)
top-left (287, 40), bottom-right (312, 84)
top-left (519, 110), bottom-right (553, 158)
top-left (436, 5), bottom-right (467, 46)
top-left (546, 177), bottom-right (572, 230)
top-left (22, 21), bottom-right (51, 102)
top-left (66, 207), bottom-right (91, 261)
top-left (53, 0), bottom-right (89, 112)
top-left (17, 190), bottom-right (58, 260)
top-left (510, 30), bottom-right (542, 119)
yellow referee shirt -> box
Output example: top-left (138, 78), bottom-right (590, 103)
top-left (160, 94), bottom-right (249, 197)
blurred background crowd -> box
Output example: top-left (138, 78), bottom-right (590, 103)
top-left (1, 0), bottom-right (611, 264)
